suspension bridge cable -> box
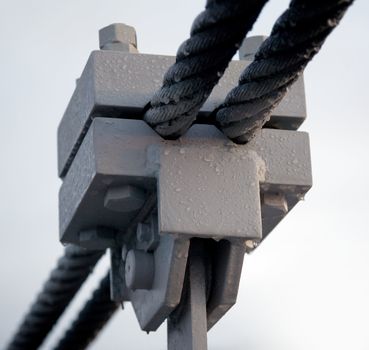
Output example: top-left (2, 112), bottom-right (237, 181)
top-left (6, 1), bottom-right (355, 349)
top-left (6, 247), bottom-right (104, 350)
top-left (53, 272), bottom-right (119, 350)
top-left (215, 0), bottom-right (354, 143)
top-left (144, 0), bottom-right (269, 139)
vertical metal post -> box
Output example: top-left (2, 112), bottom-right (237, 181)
top-left (167, 241), bottom-right (208, 350)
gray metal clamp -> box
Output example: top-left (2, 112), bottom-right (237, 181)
top-left (57, 23), bottom-right (312, 349)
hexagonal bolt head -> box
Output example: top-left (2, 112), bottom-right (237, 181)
top-left (125, 249), bottom-right (154, 291)
top-left (261, 192), bottom-right (288, 219)
top-left (136, 217), bottom-right (160, 252)
top-left (239, 35), bottom-right (267, 61)
top-left (137, 223), bottom-right (152, 242)
top-left (104, 185), bottom-right (146, 213)
top-left (79, 227), bottom-right (116, 249)
top-left (99, 23), bottom-right (138, 53)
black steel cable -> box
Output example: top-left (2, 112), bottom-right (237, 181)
top-left (215, 0), bottom-right (354, 143)
top-left (53, 273), bottom-right (119, 350)
top-left (144, 0), bottom-right (268, 139)
top-left (6, 2), bottom-right (356, 348)
top-left (6, 246), bottom-right (104, 350)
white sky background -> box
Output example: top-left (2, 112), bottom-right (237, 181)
top-left (0, 0), bottom-right (368, 349)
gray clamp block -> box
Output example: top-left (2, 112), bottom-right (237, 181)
top-left (58, 117), bottom-right (312, 331)
top-left (56, 24), bottom-right (312, 339)
top-left (59, 118), bottom-right (312, 245)
top-left (57, 50), bottom-right (307, 178)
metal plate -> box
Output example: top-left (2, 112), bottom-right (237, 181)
top-left (59, 118), bottom-right (312, 246)
top-left (129, 235), bottom-right (189, 331)
top-left (57, 50), bottom-right (307, 177)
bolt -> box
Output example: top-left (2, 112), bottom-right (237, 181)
top-left (261, 192), bottom-right (288, 218)
top-left (136, 215), bottom-right (160, 252)
top-left (239, 35), bottom-right (267, 61)
top-left (137, 223), bottom-right (151, 242)
top-left (79, 227), bottom-right (116, 249)
top-left (245, 239), bottom-right (259, 254)
top-left (125, 249), bottom-right (154, 291)
top-left (121, 245), bottom-right (129, 261)
top-left (104, 185), bottom-right (146, 213)
top-left (99, 23), bottom-right (138, 53)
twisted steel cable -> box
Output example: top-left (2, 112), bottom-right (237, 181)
top-left (6, 2), bottom-right (356, 349)
top-left (6, 246), bottom-right (104, 350)
top-left (53, 273), bottom-right (119, 350)
top-left (144, 0), bottom-right (269, 139)
top-left (215, 0), bottom-right (355, 143)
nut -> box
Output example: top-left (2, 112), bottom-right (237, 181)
top-left (99, 23), bottom-right (138, 52)
top-left (137, 223), bottom-right (152, 242)
top-left (104, 185), bottom-right (146, 213)
top-left (79, 227), bottom-right (116, 249)
top-left (261, 192), bottom-right (288, 218)
top-left (136, 215), bottom-right (160, 252)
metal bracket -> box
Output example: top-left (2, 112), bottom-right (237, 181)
top-left (168, 240), bottom-right (208, 350)
top-left (58, 117), bottom-right (311, 331)
top-left (56, 24), bottom-right (312, 347)
top-left (57, 36), bottom-right (306, 178)
top-left (59, 118), bottom-right (311, 245)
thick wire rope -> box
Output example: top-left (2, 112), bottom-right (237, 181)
top-left (53, 273), bottom-right (119, 350)
top-left (215, 0), bottom-right (354, 143)
top-left (6, 1), bottom-right (356, 349)
top-left (144, 0), bottom-right (269, 139)
top-left (48, 193), bottom-right (156, 349)
top-left (6, 246), bottom-right (104, 350)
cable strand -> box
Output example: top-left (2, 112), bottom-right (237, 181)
top-left (52, 273), bottom-right (119, 350)
top-left (144, 0), bottom-right (269, 138)
top-left (6, 247), bottom-right (104, 350)
top-left (215, 0), bottom-right (354, 143)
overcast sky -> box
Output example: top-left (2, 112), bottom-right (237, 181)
top-left (0, 0), bottom-right (368, 349)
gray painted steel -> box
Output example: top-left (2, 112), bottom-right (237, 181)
top-left (59, 118), bottom-right (311, 247)
top-left (57, 50), bottom-right (306, 177)
top-left (56, 27), bottom-right (312, 347)
top-left (125, 249), bottom-right (155, 290)
top-left (239, 35), bottom-right (267, 60)
top-left (167, 242), bottom-right (208, 350)
top-left (58, 117), bottom-right (312, 333)
top-left (129, 235), bottom-right (189, 331)
top-left (99, 23), bottom-right (138, 53)
top-left (206, 240), bottom-right (245, 330)
top-left (109, 247), bottom-right (129, 303)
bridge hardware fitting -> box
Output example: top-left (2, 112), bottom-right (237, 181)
top-left (58, 23), bottom-right (312, 349)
